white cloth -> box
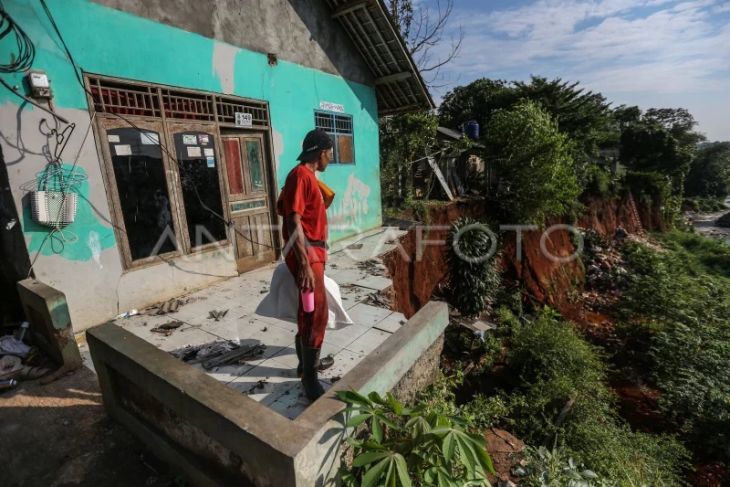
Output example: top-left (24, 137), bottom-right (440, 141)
top-left (255, 262), bottom-right (354, 329)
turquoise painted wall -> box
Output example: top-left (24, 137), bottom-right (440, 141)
top-left (2, 0), bottom-right (382, 263)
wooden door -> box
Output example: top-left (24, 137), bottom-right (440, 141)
top-left (221, 133), bottom-right (276, 272)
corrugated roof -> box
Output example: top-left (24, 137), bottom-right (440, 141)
top-left (325, 0), bottom-right (435, 115)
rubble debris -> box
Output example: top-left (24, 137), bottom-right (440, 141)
top-left (171, 340), bottom-right (239, 364)
top-left (329, 376), bottom-right (341, 383)
top-left (346, 243), bottom-right (364, 250)
top-left (150, 320), bottom-right (183, 336)
top-left (356, 258), bottom-right (387, 276)
top-left (365, 288), bottom-right (392, 309)
top-left (247, 379), bottom-right (267, 394)
top-left (0, 355), bottom-right (23, 379)
top-left (202, 343), bottom-right (266, 370)
top-left (207, 309), bottom-right (229, 321)
top-left (261, 327), bottom-right (268, 332)
top-left (0, 335), bottom-right (31, 358)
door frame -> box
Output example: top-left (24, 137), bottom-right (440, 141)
top-left (220, 128), bottom-right (280, 272)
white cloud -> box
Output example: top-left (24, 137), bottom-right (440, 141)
top-left (428, 0), bottom-right (730, 138)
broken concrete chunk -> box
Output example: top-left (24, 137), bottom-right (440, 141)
top-left (150, 320), bottom-right (183, 336)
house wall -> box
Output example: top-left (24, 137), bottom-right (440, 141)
top-left (1, 0), bottom-right (382, 331)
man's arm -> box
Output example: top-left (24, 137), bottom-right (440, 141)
top-left (285, 212), bottom-right (315, 291)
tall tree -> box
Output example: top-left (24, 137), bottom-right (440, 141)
top-left (620, 107), bottom-right (704, 194)
top-left (685, 142), bottom-right (730, 199)
top-left (386, 0), bottom-right (463, 87)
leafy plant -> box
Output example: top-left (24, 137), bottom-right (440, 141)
top-left (485, 100), bottom-right (581, 224)
top-left (520, 445), bottom-right (606, 487)
top-left (447, 218), bottom-right (501, 317)
top-left (499, 309), bottom-right (690, 485)
top-left (337, 390), bottom-right (495, 486)
top-left (615, 232), bottom-right (730, 459)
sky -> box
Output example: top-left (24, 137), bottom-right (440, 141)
top-left (414, 0), bottom-right (730, 141)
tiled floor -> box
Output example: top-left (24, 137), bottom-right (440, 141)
top-left (79, 227), bottom-right (407, 420)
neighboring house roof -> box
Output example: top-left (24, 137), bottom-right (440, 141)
top-left (325, 0), bottom-right (435, 115)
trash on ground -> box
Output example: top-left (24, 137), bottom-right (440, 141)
top-left (153, 298), bottom-right (183, 315)
top-left (329, 376), bottom-right (341, 383)
top-left (0, 335), bottom-right (32, 358)
top-left (202, 343), bottom-right (266, 370)
top-left (365, 289), bottom-right (392, 309)
top-left (346, 243), bottom-right (363, 250)
top-left (116, 309), bottom-right (139, 319)
top-left (246, 379), bottom-right (267, 394)
top-left (0, 355), bottom-right (23, 379)
top-left (150, 320), bottom-right (183, 336)
top-left (207, 309), bottom-right (229, 321)
top-left (171, 340), bottom-right (239, 364)
top-left (0, 378), bottom-right (18, 391)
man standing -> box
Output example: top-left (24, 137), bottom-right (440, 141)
top-left (278, 129), bottom-right (333, 401)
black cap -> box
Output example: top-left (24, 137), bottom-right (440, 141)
top-left (297, 129), bottom-right (333, 162)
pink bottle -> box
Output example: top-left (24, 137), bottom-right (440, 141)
top-left (301, 289), bottom-right (315, 313)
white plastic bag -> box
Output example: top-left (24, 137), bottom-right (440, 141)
top-left (255, 262), bottom-right (354, 329)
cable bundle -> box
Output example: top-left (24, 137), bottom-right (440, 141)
top-left (0, 0), bottom-right (35, 73)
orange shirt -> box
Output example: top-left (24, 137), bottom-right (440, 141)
top-left (279, 164), bottom-right (328, 263)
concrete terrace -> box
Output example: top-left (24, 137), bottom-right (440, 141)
top-left (79, 227), bottom-right (408, 420)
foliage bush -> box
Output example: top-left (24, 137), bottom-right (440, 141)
top-left (497, 309), bottom-right (690, 485)
top-left (447, 218), bottom-right (501, 317)
top-left (485, 100), bottom-right (580, 223)
top-left (617, 232), bottom-right (730, 459)
top-left (621, 170), bottom-right (680, 226)
top-left (337, 390), bottom-right (495, 487)
top-left (520, 446), bottom-right (606, 487)
top-left (682, 196), bottom-right (727, 212)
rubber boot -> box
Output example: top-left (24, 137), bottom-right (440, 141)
top-left (301, 345), bottom-right (325, 401)
top-left (296, 335), bottom-right (332, 377)
top-left (295, 335), bottom-right (303, 378)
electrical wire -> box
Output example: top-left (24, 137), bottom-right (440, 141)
top-left (0, 0), bottom-right (34, 73)
top-left (0, 2), bottom-right (68, 123)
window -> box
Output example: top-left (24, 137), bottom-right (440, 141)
top-left (314, 111), bottom-right (354, 164)
top-left (171, 132), bottom-right (227, 248)
top-left (105, 127), bottom-right (177, 261)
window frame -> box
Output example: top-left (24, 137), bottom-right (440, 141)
top-left (95, 116), bottom-right (185, 270)
top-left (314, 110), bottom-right (355, 164)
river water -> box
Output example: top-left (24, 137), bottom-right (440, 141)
top-left (686, 197), bottom-right (730, 244)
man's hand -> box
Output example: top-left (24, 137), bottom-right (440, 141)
top-left (298, 263), bottom-right (315, 291)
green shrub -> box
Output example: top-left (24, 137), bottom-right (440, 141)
top-left (582, 164), bottom-right (617, 197)
top-left (621, 170), bottom-right (679, 226)
top-left (499, 309), bottom-right (689, 485)
top-left (337, 390), bottom-right (495, 486)
top-left (485, 100), bottom-right (581, 224)
top-left (520, 446), bottom-right (607, 487)
top-left (447, 218), bottom-right (501, 317)
top-left (617, 232), bottom-right (730, 460)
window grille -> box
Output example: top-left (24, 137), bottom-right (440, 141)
top-left (314, 111), bottom-right (354, 164)
top-left (86, 75), bottom-right (270, 127)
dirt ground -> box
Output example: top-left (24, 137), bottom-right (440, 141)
top-left (0, 367), bottom-right (180, 487)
